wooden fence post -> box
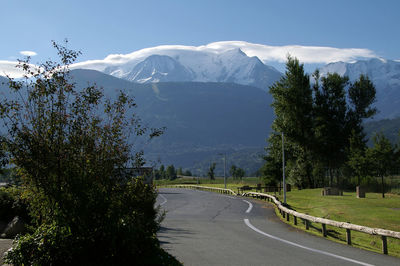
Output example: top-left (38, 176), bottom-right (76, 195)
top-left (305, 220), bottom-right (309, 230)
top-left (286, 213), bottom-right (290, 222)
top-left (294, 216), bottom-right (297, 225)
top-left (382, 236), bottom-right (388, 255)
top-left (346, 229), bottom-right (351, 245)
top-left (322, 224), bottom-right (327, 237)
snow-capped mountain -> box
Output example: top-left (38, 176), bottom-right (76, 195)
top-left (319, 58), bottom-right (400, 119)
top-left (1, 40), bottom-right (379, 89)
top-left (111, 54), bottom-right (195, 83)
top-left (92, 47), bottom-right (282, 90)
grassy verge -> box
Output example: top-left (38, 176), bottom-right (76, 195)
top-left (155, 176), bottom-right (263, 192)
top-left (277, 189), bottom-right (400, 257)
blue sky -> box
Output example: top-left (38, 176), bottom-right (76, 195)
top-left (1, 0), bottom-right (399, 65)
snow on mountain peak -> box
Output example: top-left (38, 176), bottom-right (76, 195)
top-left (0, 41), bottom-right (379, 83)
top-left (90, 44), bottom-right (281, 88)
top-left (71, 41), bottom-right (378, 72)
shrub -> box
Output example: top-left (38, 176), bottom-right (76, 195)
top-left (1, 41), bottom-right (176, 265)
top-left (0, 186), bottom-right (30, 223)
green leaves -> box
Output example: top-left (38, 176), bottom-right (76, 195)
top-left (265, 56), bottom-right (379, 189)
top-left (230, 164), bottom-right (245, 180)
top-left (208, 162), bottom-right (216, 180)
top-left (1, 41), bottom-right (167, 264)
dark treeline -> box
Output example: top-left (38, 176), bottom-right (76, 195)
top-left (261, 56), bottom-right (399, 196)
top-left (154, 164), bottom-right (192, 180)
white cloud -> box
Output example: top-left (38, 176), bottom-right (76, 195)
top-left (19, 50), bottom-right (37, 57)
top-left (71, 41), bottom-right (378, 72)
top-left (0, 60), bottom-right (40, 78)
top-left (1, 42), bottom-right (379, 77)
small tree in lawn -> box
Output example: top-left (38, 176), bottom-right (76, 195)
top-left (230, 164), bottom-right (245, 180)
top-left (166, 165), bottom-right (177, 180)
top-left (208, 163), bottom-right (216, 180)
top-left (366, 133), bottom-right (396, 198)
top-left (177, 167), bottom-right (183, 176)
top-left (235, 168), bottom-right (245, 180)
top-left (157, 164), bottom-right (166, 179)
top-left (0, 41), bottom-right (177, 265)
top-left (230, 165), bottom-right (237, 179)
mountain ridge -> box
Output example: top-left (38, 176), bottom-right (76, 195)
top-left (99, 47), bottom-right (282, 90)
top-left (68, 69), bottom-right (273, 174)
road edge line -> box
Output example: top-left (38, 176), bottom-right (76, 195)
top-left (244, 218), bottom-right (374, 266)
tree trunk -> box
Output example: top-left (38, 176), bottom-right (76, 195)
top-left (306, 163), bottom-right (314, 188)
top-left (381, 175), bottom-right (385, 198)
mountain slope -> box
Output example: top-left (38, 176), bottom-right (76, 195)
top-left (70, 69), bottom-right (273, 173)
top-left (364, 117), bottom-right (400, 146)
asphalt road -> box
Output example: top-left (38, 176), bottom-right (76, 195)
top-left (157, 188), bottom-right (400, 266)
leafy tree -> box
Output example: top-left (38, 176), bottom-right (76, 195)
top-left (235, 168), bottom-right (245, 180)
top-left (313, 72), bottom-right (349, 186)
top-left (230, 165), bottom-right (237, 178)
top-left (1, 41), bottom-right (177, 265)
top-left (159, 164), bottom-right (166, 179)
top-left (166, 165), bottom-right (177, 180)
top-left (270, 56), bottom-right (314, 148)
top-left (366, 133), bottom-right (396, 198)
top-left (230, 164), bottom-right (245, 180)
top-left (0, 137), bottom-right (8, 176)
top-left (269, 56), bottom-right (315, 187)
top-left (208, 163), bottom-right (216, 180)
top-left (347, 130), bottom-right (369, 186)
top-left (183, 170), bottom-right (192, 176)
top-left (347, 74), bottom-right (377, 143)
top-left (266, 56), bottom-right (378, 189)
top-left (260, 155), bottom-right (280, 186)
top-left (177, 167), bottom-right (183, 176)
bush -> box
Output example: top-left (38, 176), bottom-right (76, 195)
top-left (0, 188), bottom-right (14, 222)
top-left (0, 186), bottom-right (30, 223)
top-left (1, 41), bottom-right (176, 265)
top-left (6, 179), bottom-right (179, 265)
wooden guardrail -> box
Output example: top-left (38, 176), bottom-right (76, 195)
top-left (169, 184), bottom-right (237, 196)
top-left (243, 191), bottom-right (400, 255)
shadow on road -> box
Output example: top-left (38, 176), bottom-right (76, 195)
top-left (158, 226), bottom-right (194, 246)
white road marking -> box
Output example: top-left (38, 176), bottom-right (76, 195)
top-left (244, 219), bottom-right (374, 266)
top-left (243, 200), bottom-right (253, 213)
top-left (159, 194), bottom-right (168, 206)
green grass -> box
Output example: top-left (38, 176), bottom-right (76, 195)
top-left (273, 189), bottom-right (400, 257)
top-left (285, 189), bottom-right (400, 231)
top-left (155, 176), bottom-right (263, 191)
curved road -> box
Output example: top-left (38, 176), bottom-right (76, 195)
top-left (157, 188), bottom-right (400, 266)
